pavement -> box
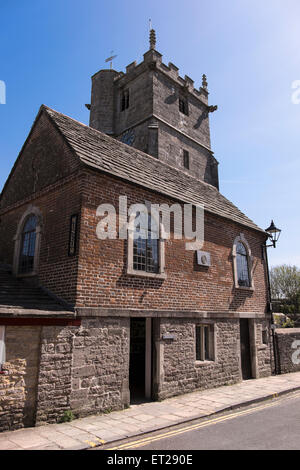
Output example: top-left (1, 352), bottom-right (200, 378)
top-left (1, 371), bottom-right (300, 450)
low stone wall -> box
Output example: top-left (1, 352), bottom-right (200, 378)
top-left (275, 328), bottom-right (300, 374)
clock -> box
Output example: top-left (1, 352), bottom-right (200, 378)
top-left (120, 129), bottom-right (135, 146)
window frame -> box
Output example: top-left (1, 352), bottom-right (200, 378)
top-left (120, 89), bottom-right (130, 111)
top-left (179, 96), bottom-right (189, 116)
top-left (68, 213), bottom-right (79, 257)
top-left (127, 205), bottom-right (166, 280)
top-left (13, 205), bottom-right (42, 277)
top-left (195, 323), bottom-right (215, 363)
top-left (232, 233), bottom-right (254, 290)
top-left (183, 150), bottom-right (190, 169)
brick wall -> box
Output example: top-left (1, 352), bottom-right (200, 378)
top-left (76, 169), bottom-right (268, 313)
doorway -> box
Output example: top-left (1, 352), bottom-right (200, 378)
top-left (129, 318), bottom-right (153, 403)
top-left (240, 319), bottom-right (252, 380)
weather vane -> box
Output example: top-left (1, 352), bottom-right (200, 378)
top-left (105, 50), bottom-right (117, 70)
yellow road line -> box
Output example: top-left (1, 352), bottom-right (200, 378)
top-left (107, 392), bottom-right (300, 450)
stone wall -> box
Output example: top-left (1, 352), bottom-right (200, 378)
top-left (275, 328), bottom-right (300, 374)
top-left (0, 326), bottom-right (41, 432)
top-left (157, 318), bottom-right (240, 399)
top-left (35, 317), bottom-right (130, 425)
top-left (0, 360), bottom-right (26, 432)
top-left (157, 317), bottom-right (272, 400)
top-left (70, 317), bottom-right (130, 418)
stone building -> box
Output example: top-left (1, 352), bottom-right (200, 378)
top-left (0, 31), bottom-right (273, 432)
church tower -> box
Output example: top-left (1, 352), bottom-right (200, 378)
top-left (87, 30), bottom-right (219, 189)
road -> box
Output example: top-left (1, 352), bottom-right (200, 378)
top-left (102, 392), bottom-right (300, 450)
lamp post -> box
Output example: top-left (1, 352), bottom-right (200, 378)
top-left (264, 220), bottom-right (281, 375)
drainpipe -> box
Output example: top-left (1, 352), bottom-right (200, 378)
top-left (263, 242), bottom-right (279, 375)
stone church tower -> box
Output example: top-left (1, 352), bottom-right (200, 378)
top-left (87, 30), bottom-right (219, 189)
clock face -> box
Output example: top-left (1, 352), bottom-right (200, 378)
top-left (120, 130), bottom-right (135, 146)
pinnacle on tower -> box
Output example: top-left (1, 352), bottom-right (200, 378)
top-left (149, 29), bottom-right (156, 50)
top-left (202, 74), bottom-right (208, 90)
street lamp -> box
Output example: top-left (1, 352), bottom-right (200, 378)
top-left (265, 220), bottom-right (281, 248)
top-left (264, 220), bottom-right (282, 375)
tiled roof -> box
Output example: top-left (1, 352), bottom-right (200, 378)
top-left (0, 264), bottom-right (74, 318)
top-left (45, 105), bottom-right (265, 234)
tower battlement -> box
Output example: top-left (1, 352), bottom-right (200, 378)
top-left (88, 30), bottom-right (219, 189)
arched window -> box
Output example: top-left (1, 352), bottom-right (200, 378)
top-left (19, 215), bottom-right (38, 274)
top-left (236, 242), bottom-right (250, 287)
top-left (232, 234), bottom-right (253, 289)
top-left (13, 206), bottom-right (42, 276)
top-left (133, 213), bottom-right (159, 273)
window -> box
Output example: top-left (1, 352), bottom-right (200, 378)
top-left (232, 234), bottom-right (253, 289)
top-left (179, 97), bottom-right (188, 115)
top-left (121, 89), bottom-right (129, 111)
top-left (196, 325), bottom-right (213, 361)
top-left (13, 205), bottom-right (42, 277)
top-left (236, 242), bottom-right (250, 287)
top-left (133, 213), bottom-right (159, 274)
top-left (68, 214), bottom-right (79, 256)
top-left (183, 150), bottom-right (189, 169)
top-left (0, 326), bottom-right (5, 372)
top-left (19, 215), bottom-right (38, 274)
top-left (127, 207), bottom-right (166, 279)
top-left (262, 329), bottom-right (268, 345)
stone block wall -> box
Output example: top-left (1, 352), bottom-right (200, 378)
top-left (0, 360), bottom-right (26, 432)
top-left (70, 317), bottom-right (130, 418)
top-left (275, 328), bottom-right (300, 374)
top-left (157, 317), bottom-right (272, 400)
top-left (0, 326), bottom-right (41, 432)
top-left (35, 317), bottom-right (130, 425)
top-left (157, 318), bottom-right (241, 399)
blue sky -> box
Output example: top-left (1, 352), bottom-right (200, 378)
top-left (0, 0), bottom-right (299, 268)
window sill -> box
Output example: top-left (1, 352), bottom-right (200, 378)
top-left (127, 268), bottom-right (167, 280)
top-left (235, 285), bottom-right (254, 292)
top-left (195, 360), bottom-right (214, 367)
top-left (258, 344), bottom-right (268, 351)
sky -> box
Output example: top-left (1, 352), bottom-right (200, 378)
top-left (0, 0), bottom-right (299, 268)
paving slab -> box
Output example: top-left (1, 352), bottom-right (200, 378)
top-left (1, 371), bottom-right (300, 450)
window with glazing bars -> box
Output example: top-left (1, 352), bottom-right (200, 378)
top-left (133, 213), bottom-right (159, 273)
top-left (19, 215), bottom-right (37, 274)
top-left (121, 89), bottom-right (129, 111)
top-left (196, 325), bottom-right (210, 361)
top-left (236, 242), bottom-right (250, 287)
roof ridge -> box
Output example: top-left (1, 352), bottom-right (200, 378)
top-left (42, 105), bottom-right (264, 234)
top-left (42, 105), bottom-right (220, 192)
